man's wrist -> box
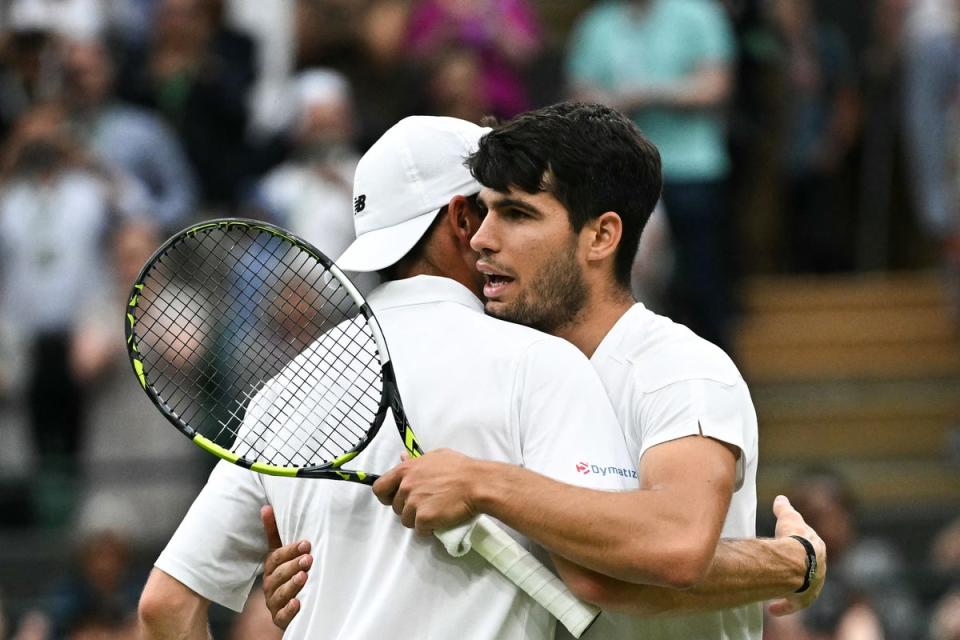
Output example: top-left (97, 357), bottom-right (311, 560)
top-left (789, 535), bottom-right (817, 594)
top-left (470, 460), bottom-right (513, 517)
top-left (771, 535), bottom-right (809, 593)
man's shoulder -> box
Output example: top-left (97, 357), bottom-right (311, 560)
top-left (473, 313), bottom-right (585, 361)
top-left (618, 308), bottom-right (743, 392)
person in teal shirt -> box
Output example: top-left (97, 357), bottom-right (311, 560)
top-left (567, 0), bottom-right (737, 351)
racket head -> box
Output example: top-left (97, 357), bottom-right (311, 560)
top-left (125, 218), bottom-right (404, 481)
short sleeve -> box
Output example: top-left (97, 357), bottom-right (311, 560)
top-left (566, 8), bottom-right (615, 89)
top-left (636, 377), bottom-right (756, 489)
top-left (514, 339), bottom-right (638, 491)
top-left (689, 1), bottom-right (735, 65)
top-left (154, 461), bottom-right (270, 612)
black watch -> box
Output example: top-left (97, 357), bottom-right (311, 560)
top-left (790, 535), bottom-right (818, 594)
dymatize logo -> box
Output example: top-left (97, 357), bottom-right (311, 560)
top-left (576, 461), bottom-right (638, 479)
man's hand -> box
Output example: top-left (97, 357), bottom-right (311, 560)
top-left (372, 449), bottom-right (483, 536)
top-left (260, 505), bottom-right (312, 630)
top-left (767, 495), bottom-right (827, 617)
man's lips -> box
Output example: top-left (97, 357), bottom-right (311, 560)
top-left (477, 261), bottom-right (515, 299)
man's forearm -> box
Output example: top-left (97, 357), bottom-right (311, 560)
top-left (694, 537), bottom-right (806, 597)
top-left (639, 537), bottom-right (805, 612)
top-left (471, 459), bottom-right (731, 588)
top-left (554, 535), bottom-right (807, 615)
top-left (615, 65), bottom-right (732, 112)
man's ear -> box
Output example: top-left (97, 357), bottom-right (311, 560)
top-left (445, 195), bottom-right (478, 248)
top-left (584, 211), bottom-right (623, 263)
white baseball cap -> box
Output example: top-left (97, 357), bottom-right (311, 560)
top-left (336, 116), bottom-right (489, 272)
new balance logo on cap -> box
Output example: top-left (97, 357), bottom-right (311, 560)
top-left (354, 195), bottom-right (367, 214)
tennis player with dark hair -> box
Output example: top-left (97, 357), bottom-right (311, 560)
top-left (136, 116), bottom-right (637, 639)
top-left (263, 103), bottom-right (825, 639)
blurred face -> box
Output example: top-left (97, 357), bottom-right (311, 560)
top-left (9, 105), bottom-right (71, 176)
top-left (114, 224), bottom-right (159, 287)
top-left (471, 187), bottom-right (588, 333)
top-left (64, 42), bottom-right (112, 107)
top-left (429, 52), bottom-right (488, 122)
top-left (770, 0), bottom-right (811, 33)
top-left (794, 486), bottom-right (853, 556)
top-left (155, 0), bottom-right (208, 43)
top-left (81, 533), bottom-right (129, 593)
top-left (297, 99), bottom-right (353, 147)
top-left (361, 1), bottom-right (409, 62)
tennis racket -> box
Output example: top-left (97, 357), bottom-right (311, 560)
top-left (124, 218), bottom-right (599, 637)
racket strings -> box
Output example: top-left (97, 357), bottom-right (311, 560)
top-left (132, 224), bottom-right (385, 468)
top-left (140, 241), bottom-right (241, 426)
top-left (240, 316), bottom-right (380, 464)
top-left (158, 238), bottom-right (376, 462)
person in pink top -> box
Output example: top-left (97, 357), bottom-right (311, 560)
top-left (407, 0), bottom-right (542, 118)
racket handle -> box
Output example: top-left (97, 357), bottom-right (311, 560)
top-left (468, 516), bottom-right (600, 638)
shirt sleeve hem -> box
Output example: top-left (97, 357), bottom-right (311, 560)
top-left (637, 425), bottom-right (746, 488)
top-left (154, 556), bottom-right (251, 613)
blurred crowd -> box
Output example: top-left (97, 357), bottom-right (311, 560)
top-left (0, 0), bottom-right (957, 638)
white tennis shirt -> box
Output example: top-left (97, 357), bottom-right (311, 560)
top-left (559, 303), bottom-right (762, 640)
top-left (155, 275), bottom-right (636, 640)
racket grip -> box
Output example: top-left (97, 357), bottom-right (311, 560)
top-left (469, 516), bottom-right (600, 638)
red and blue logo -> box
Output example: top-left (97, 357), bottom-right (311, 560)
top-left (575, 461), bottom-right (638, 479)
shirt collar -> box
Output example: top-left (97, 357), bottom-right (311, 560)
top-left (366, 275), bottom-right (484, 313)
top-left (590, 302), bottom-right (649, 364)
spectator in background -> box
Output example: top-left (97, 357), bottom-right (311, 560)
top-left (763, 467), bottom-right (922, 640)
top-left (768, 0), bottom-right (859, 274)
top-left (248, 70), bottom-right (363, 275)
top-left (294, 0), bottom-right (374, 71)
top-left (567, 0), bottom-right (736, 352)
top-left (0, 14), bottom-right (61, 135)
top-left (6, 527), bottom-right (142, 639)
top-left (71, 221), bottom-right (209, 546)
top-left (932, 591), bottom-right (960, 640)
top-left (0, 104), bottom-right (146, 527)
top-left (62, 38), bottom-right (197, 232)
top-left (902, 0), bottom-right (960, 249)
top-left (424, 49), bottom-right (490, 123)
top-left (118, 0), bottom-right (257, 207)
top-left (5, 0), bottom-right (109, 41)
top-left (407, 0), bottom-right (542, 119)
top-left (339, 0), bottom-right (425, 150)
top-left (932, 515), bottom-right (960, 575)
top-left (43, 529), bottom-right (141, 639)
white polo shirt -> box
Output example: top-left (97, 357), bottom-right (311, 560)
top-left (156, 275), bottom-right (636, 640)
top-left (562, 303), bottom-right (762, 640)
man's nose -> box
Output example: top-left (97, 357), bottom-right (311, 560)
top-left (470, 214), bottom-right (499, 253)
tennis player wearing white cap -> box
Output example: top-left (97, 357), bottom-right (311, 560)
top-left (137, 115), bottom-right (638, 640)
top-left (262, 104), bottom-right (826, 640)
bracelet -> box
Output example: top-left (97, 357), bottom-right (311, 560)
top-left (789, 535), bottom-right (817, 594)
